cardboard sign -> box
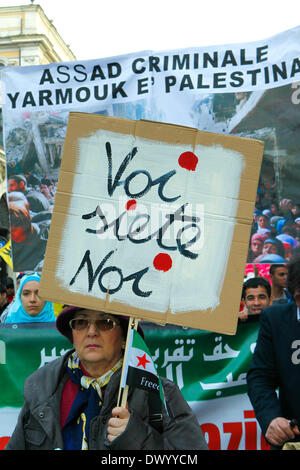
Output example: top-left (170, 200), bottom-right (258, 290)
top-left (39, 112), bottom-right (263, 334)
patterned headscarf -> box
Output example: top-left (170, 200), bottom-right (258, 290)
top-left (63, 351), bottom-right (123, 450)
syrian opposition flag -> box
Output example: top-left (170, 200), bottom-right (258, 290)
top-left (121, 328), bottom-right (166, 410)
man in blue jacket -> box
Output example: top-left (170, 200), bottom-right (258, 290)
top-left (247, 254), bottom-right (300, 448)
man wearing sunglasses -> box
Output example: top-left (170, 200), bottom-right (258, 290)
top-left (5, 306), bottom-right (208, 451)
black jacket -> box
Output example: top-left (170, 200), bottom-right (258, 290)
top-left (247, 302), bottom-right (300, 437)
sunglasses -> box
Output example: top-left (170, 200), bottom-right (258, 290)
top-left (69, 316), bottom-right (120, 332)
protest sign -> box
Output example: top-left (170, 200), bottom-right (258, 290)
top-left (2, 26), bottom-right (300, 273)
top-left (38, 112), bottom-right (263, 333)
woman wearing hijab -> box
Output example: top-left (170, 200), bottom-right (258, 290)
top-left (253, 238), bottom-right (286, 263)
top-left (4, 272), bottom-right (55, 323)
top-left (257, 214), bottom-right (270, 233)
top-left (247, 233), bottom-right (264, 262)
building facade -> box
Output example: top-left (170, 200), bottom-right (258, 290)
top-left (0, 3), bottom-right (76, 195)
top-left (0, 3), bottom-right (76, 281)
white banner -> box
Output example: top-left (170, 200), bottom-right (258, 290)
top-left (2, 26), bottom-right (300, 272)
top-left (2, 26), bottom-right (300, 116)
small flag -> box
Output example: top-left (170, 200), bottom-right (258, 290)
top-left (0, 240), bottom-right (13, 269)
top-left (121, 328), bottom-right (166, 409)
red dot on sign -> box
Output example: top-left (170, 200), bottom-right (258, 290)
top-left (0, 436), bottom-right (10, 450)
top-left (153, 253), bottom-right (172, 272)
top-left (126, 199), bottom-right (137, 210)
top-left (178, 151), bottom-right (198, 171)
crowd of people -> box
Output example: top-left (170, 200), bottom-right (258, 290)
top-left (248, 176), bottom-right (300, 264)
top-left (1, 255), bottom-right (300, 450)
top-left (246, 255), bottom-right (300, 449)
top-left (236, 255), bottom-right (300, 450)
top-left (238, 263), bottom-right (292, 322)
top-left (1, 172), bottom-right (300, 451)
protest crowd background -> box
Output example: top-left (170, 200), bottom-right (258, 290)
top-left (1, 2), bottom-right (300, 452)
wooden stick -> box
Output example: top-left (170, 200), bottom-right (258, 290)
top-left (117, 316), bottom-right (139, 407)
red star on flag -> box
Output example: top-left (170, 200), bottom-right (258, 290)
top-left (136, 353), bottom-right (151, 369)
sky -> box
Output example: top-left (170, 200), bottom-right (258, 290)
top-left (0, 0), bottom-right (300, 60)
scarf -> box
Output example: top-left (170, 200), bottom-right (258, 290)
top-left (63, 351), bottom-right (123, 450)
top-left (4, 273), bottom-right (55, 323)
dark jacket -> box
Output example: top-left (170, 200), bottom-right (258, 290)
top-left (247, 302), bottom-right (300, 438)
top-left (6, 350), bottom-right (208, 450)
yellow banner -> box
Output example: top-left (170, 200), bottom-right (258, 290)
top-left (0, 240), bottom-right (13, 269)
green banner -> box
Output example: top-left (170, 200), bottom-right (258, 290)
top-left (0, 324), bottom-right (71, 407)
top-left (144, 321), bottom-right (259, 401)
top-left (0, 321), bottom-right (259, 407)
